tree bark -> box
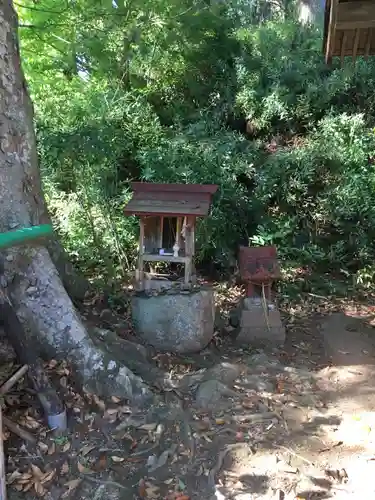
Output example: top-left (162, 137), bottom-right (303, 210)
top-left (0, 301), bottom-right (65, 418)
top-left (0, 1), bottom-right (151, 404)
top-left (297, 0), bottom-right (324, 25)
top-left (46, 236), bottom-right (89, 302)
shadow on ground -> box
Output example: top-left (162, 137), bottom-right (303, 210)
top-left (4, 305), bottom-right (375, 500)
top-left (177, 310), bottom-right (375, 499)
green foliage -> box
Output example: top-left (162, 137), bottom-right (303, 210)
top-left (254, 113), bottom-right (375, 268)
top-left (15, 0), bottom-right (375, 283)
top-left (137, 122), bottom-right (262, 263)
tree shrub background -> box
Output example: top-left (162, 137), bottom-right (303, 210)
top-left (18, 0), bottom-right (375, 285)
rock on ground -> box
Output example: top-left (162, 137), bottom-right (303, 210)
top-left (202, 362), bottom-right (241, 385)
top-left (195, 379), bottom-right (239, 410)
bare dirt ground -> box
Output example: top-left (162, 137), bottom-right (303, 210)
top-left (3, 288), bottom-right (375, 500)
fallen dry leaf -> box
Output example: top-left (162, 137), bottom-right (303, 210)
top-left (93, 394), bottom-right (106, 411)
top-left (105, 408), bottom-right (118, 416)
top-left (194, 419), bottom-right (211, 431)
top-left (94, 453), bottom-right (107, 472)
top-left (138, 478), bottom-right (147, 498)
top-left (139, 423), bottom-right (158, 432)
top-left (65, 479), bottom-right (82, 489)
top-left (62, 441), bottom-right (71, 452)
top-left (80, 444), bottom-right (96, 457)
top-left (104, 408), bottom-right (119, 422)
top-left (5, 394), bottom-right (20, 406)
top-left (60, 462), bottom-right (69, 475)
top-left (145, 485), bottom-right (159, 499)
top-left (24, 415), bottom-right (41, 430)
top-left (215, 418), bottom-right (226, 425)
top-left (77, 461), bottom-right (94, 474)
top-left (41, 469), bottom-right (56, 484)
top-left (242, 398), bottom-right (255, 409)
top-left (34, 481), bottom-right (46, 497)
top-left (119, 432), bottom-right (133, 442)
top-left (62, 478), bottom-right (82, 498)
top-left (48, 359), bottom-right (58, 369)
top-left (130, 439), bottom-right (138, 450)
top-left (23, 482), bottom-right (33, 493)
top-left (201, 433), bottom-right (212, 443)
top-left (11, 465), bottom-right (56, 498)
top-left (140, 435), bottom-right (149, 444)
top-left (60, 376), bottom-right (68, 388)
top-left (6, 470), bottom-right (22, 485)
top-left (37, 441), bottom-right (49, 454)
top-left (31, 465), bottom-right (44, 480)
top-left (276, 380), bottom-right (284, 394)
top-left (17, 473), bottom-right (33, 483)
top-left (48, 442), bottom-right (56, 455)
top-left (57, 367), bottom-right (70, 376)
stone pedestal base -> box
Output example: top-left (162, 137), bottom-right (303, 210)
top-left (132, 287), bottom-right (215, 354)
top-left (235, 297), bottom-right (285, 347)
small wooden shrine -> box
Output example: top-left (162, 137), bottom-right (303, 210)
top-left (323, 0), bottom-right (375, 64)
top-left (238, 246), bottom-right (280, 299)
top-left (124, 182), bottom-right (218, 289)
top-left (236, 245), bottom-right (285, 346)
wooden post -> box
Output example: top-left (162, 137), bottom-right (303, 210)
top-left (184, 217), bottom-right (196, 284)
top-left (158, 216), bottom-right (164, 249)
top-left (326, 0), bottom-right (338, 64)
top-left (190, 217), bottom-right (196, 283)
top-left (340, 31), bottom-right (347, 66)
top-left (173, 217), bottom-right (181, 257)
top-left (365, 28), bottom-right (372, 59)
top-left (137, 217), bottom-right (145, 289)
top-left (352, 29), bottom-right (360, 64)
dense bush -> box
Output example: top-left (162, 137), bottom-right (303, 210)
top-left (18, 0), bottom-right (375, 282)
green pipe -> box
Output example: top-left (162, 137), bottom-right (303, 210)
top-left (0, 224), bottom-right (54, 250)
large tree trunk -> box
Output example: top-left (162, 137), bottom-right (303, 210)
top-left (0, 1), bottom-right (152, 404)
top-left (46, 236), bottom-right (89, 302)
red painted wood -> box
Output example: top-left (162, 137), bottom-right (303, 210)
top-left (132, 191), bottom-right (208, 202)
top-left (124, 182), bottom-right (218, 217)
top-left (239, 246), bottom-right (280, 284)
top-left (130, 182), bottom-right (218, 195)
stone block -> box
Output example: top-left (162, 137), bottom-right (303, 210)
top-left (240, 309), bottom-right (283, 329)
top-left (132, 288), bottom-right (215, 353)
top-left (235, 299), bottom-right (285, 347)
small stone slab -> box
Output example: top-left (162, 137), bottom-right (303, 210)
top-left (132, 287), bottom-right (215, 353)
top-left (235, 298), bottom-right (285, 347)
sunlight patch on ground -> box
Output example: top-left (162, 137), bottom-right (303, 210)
top-left (325, 364), bottom-right (373, 383)
top-left (333, 411), bottom-right (375, 451)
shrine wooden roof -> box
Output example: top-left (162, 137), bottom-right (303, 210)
top-left (323, 0), bottom-right (375, 63)
top-left (124, 182), bottom-right (218, 217)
